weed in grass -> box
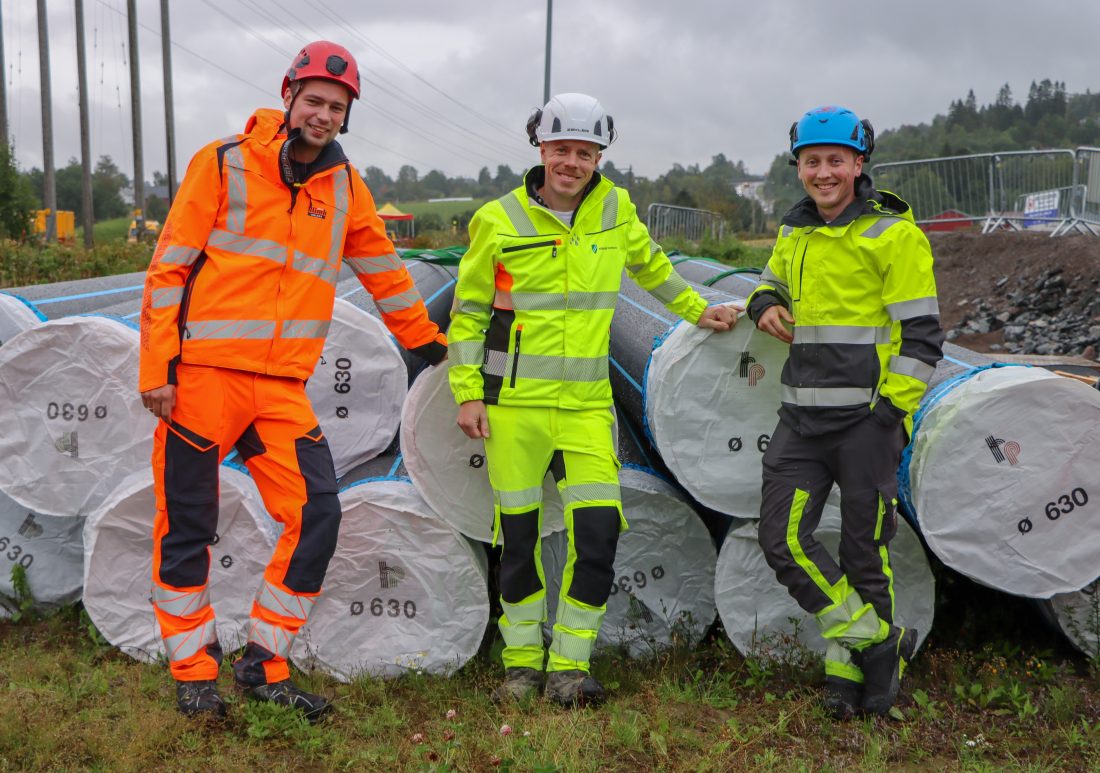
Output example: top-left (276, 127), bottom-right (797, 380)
top-left (1044, 683), bottom-right (1084, 725)
top-left (2, 563), bottom-right (36, 622)
top-left (911, 687), bottom-right (943, 720)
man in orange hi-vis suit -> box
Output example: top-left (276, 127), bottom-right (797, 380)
top-left (139, 41), bottom-right (447, 721)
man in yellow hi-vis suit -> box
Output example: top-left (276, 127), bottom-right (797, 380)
top-left (748, 106), bottom-right (944, 719)
top-left (449, 93), bottom-right (738, 707)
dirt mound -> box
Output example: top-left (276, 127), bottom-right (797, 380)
top-left (928, 231), bottom-right (1100, 356)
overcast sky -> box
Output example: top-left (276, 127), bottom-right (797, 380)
top-left (3, 0), bottom-right (1097, 186)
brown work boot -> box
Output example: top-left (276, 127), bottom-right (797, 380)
top-left (544, 669), bottom-right (606, 708)
top-left (491, 667), bottom-right (543, 703)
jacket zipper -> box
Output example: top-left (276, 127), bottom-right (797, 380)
top-left (501, 238), bottom-right (561, 254)
top-left (510, 325), bottom-right (523, 389)
top-left (177, 253), bottom-right (208, 341)
top-left (791, 238), bottom-right (809, 301)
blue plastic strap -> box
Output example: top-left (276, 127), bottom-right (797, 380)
top-left (33, 284), bottom-right (144, 305)
top-left (0, 292), bottom-right (48, 321)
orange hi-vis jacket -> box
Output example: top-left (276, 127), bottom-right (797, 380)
top-left (139, 108), bottom-right (446, 392)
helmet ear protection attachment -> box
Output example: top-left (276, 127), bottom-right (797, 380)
top-left (526, 108), bottom-right (542, 147)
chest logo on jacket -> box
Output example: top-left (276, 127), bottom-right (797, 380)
top-left (307, 204), bottom-right (328, 220)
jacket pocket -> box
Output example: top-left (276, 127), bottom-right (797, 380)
top-left (509, 325), bottom-right (523, 388)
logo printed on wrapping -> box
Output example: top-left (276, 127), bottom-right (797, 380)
top-left (54, 431), bottom-right (78, 458)
top-left (307, 204), bottom-right (327, 220)
top-left (17, 514), bottom-right (43, 539)
top-left (986, 435), bottom-right (1021, 465)
top-left (378, 560), bottom-right (406, 589)
top-left (739, 353), bottom-right (765, 386)
top-left (627, 594), bottom-right (654, 625)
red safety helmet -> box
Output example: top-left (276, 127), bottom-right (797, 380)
top-left (281, 41), bottom-right (360, 100)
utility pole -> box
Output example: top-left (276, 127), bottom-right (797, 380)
top-left (36, 0), bottom-right (56, 243)
top-left (543, 0), bottom-right (552, 104)
top-left (160, 0), bottom-right (176, 206)
top-left (0, 5), bottom-right (8, 149)
top-left (127, 0), bottom-right (145, 239)
top-left (75, 0), bottom-right (94, 248)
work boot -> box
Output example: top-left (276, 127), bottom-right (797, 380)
top-left (240, 679), bottom-right (332, 723)
top-left (491, 667), bottom-right (543, 703)
top-left (544, 669), bottom-right (606, 708)
top-left (176, 679), bottom-right (227, 718)
top-left (822, 675), bottom-right (862, 721)
top-left (860, 626), bottom-right (917, 717)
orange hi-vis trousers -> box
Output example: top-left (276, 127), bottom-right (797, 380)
top-left (151, 363), bottom-right (341, 684)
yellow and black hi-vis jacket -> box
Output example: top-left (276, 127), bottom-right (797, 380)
top-left (747, 175), bottom-right (945, 438)
top-left (449, 167), bottom-right (707, 409)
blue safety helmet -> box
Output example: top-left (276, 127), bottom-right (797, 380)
top-left (789, 105), bottom-right (875, 159)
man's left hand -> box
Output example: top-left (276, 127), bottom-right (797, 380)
top-left (696, 303), bottom-right (742, 332)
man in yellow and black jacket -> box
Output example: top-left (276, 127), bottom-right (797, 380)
top-left (450, 93), bottom-right (738, 707)
top-left (748, 106), bottom-right (944, 720)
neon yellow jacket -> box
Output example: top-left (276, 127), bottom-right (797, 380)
top-left (449, 167), bottom-right (707, 409)
top-left (747, 177), bottom-right (944, 437)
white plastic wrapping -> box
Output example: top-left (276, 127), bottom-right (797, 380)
top-left (715, 487), bottom-right (935, 657)
top-left (400, 362), bottom-right (565, 543)
top-left (83, 466), bottom-right (278, 663)
top-left (542, 467), bottom-right (717, 657)
top-left (0, 292), bottom-right (43, 347)
top-left (907, 366), bottom-right (1100, 597)
top-left (0, 316), bottom-right (157, 516)
top-left (644, 310), bottom-right (788, 518)
top-left (305, 298), bottom-right (408, 478)
top-left (0, 491), bottom-right (83, 616)
top-left (1040, 579), bottom-right (1100, 658)
top-left (291, 479), bottom-right (488, 679)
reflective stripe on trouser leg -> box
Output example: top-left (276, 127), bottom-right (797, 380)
top-left (234, 377), bottom-right (340, 686)
top-left (498, 507), bottom-right (548, 670)
top-left (825, 641), bottom-right (864, 684)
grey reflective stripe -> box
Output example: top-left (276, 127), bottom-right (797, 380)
top-left (163, 619), bottom-right (217, 663)
top-left (152, 584), bottom-right (211, 617)
top-left (493, 289), bottom-right (513, 309)
top-left (889, 354), bottom-right (935, 383)
top-left (151, 286), bottom-right (184, 309)
top-left (482, 352), bottom-right (608, 382)
top-left (649, 239), bottom-right (661, 256)
top-left (781, 385), bottom-right (874, 407)
top-left (496, 486), bottom-right (543, 510)
top-left (328, 174), bottom-right (349, 262)
top-left (561, 481), bottom-right (620, 507)
top-left (246, 619), bottom-right (294, 659)
top-left (861, 217), bottom-right (903, 239)
top-left (601, 188), bottom-right (618, 231)
top-left (223, 145), bottom-right (247, 234)
top-left (281, 319), bottom-right (330, 339)
top-left (886, 296), bottom-right (940, 321)
top-left (502, 596), bottom-right (547, 625)
top-left (455, 298), bottom-right (491, 316)
top-left (760, 265), bottom-right (789, 291)
top-left (448, 340), bottom-right (485, 367)
top-left (550, 628), bottom-right (595, 663)
top-left (556, 601), bottom-right (605, 632)
top-left (186, 319), bottom-right (276, 340)
top-left (159, 244), bottom-right (202, 266)
top-left (510, 291), bottom-right (618, 312)
top-left (793, 325), bottom-right (892, 345)
top-left (649, 272), bottom-right (690, 304)
top-left (375, 288), bottom-right (423, 314)
top-left (345, 253), bottom-right (403, 275)
top-left (497, 193), bottom-right (538, 236)
top-left (292, 251), bottom-right (339, 286)
top-left (208, 229), bottom-right (286, 264)
top-left (255, 580), bottom-right (316, 622)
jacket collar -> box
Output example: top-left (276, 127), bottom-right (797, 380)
top-left (523, 165), bottom-right (608, 217)
top-left (781, 174), bottom-right (912, 228)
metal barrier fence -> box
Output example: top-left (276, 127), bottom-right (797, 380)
top-left (646, 203), bottom-right (724, 242)
top-left (871, 150), bottom-right (1082, 234)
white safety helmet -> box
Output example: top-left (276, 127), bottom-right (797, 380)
top-left (526, 92), bottom-right (616, 148)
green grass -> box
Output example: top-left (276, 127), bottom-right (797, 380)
top-left (0, 608), bottom-right (1097, 771)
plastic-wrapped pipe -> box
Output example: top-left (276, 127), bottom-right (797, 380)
top-left (540, 463), bottom-right (718, 658)
top-left (0, 491), bottom-right (83, 616)
top-left (0, 316), bottom-right (157, 516)
top-left (82, 466), bottom-right (278, 663)
top-left (714, 486), bottom-right (935, 657)
top-left (0, 292), bottom-right (46, 347)
top-left (400, 361), bottom-right (566, 543)
top-left (290, 461), bottom-right (489, 680)
top-left (7, 271), bottom-right (148, 319)
top-left (1035, 579), bottom-right (1100, 657)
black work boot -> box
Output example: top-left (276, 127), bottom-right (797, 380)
top-left (491, 667), bottom-right (544, 703)
top-left (822, 675), bottom-right (862, 721)
top-left (176, 679), bottom-right (227, 718)
top-left (241, 679), bottom-right (332, 722)
top-left (544, 669), bottom-right (607, 708)
top-left (860, 626), bottom-right (917, 717)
